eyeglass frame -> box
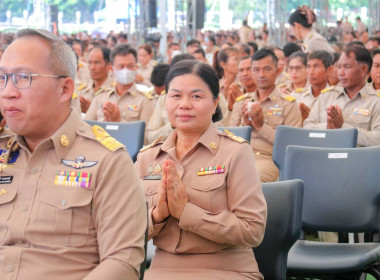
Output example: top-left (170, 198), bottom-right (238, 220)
top-left (0, 72), bottom-right (67, 89)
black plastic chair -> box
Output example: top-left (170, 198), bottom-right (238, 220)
top-left (217, 126), bottom-right (252, 143)
top-left (283, 146), bottom-right (380, 279)
top-left (253, 179), bottom-right (304, 280)
top-left (272, 125), bottom-right (358, 180)
top-left (84, 120), bottom-right (145, 162)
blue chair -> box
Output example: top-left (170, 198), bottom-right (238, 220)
top-left (283, 146), bottom-right (380, 279)
top-left (253, 179), bottom-right (304, 280)
top-left (85, 120), bottom-right (145, 162)
top-left (273, 125), bottom-right (358, 180)
top-left (217, 126), bottom-right (252, 143)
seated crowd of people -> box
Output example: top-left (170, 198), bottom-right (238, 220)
top-left (0, 4), bottom-right (379, 280)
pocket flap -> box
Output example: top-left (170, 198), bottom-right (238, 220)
top-left (40, 187), bottom-right (93, 210)
top-left (0, 187), bottom-right (17, 205)
top-left (191, 174), bottom-right (226, 192)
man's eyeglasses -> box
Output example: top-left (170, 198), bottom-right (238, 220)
top-left (0, 72), bottom-right (67, 89)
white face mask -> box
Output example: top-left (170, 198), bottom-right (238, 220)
top-left (171, 50), bottom-right (181, 58)
top-left (113, 68), bottom-right (136, 85)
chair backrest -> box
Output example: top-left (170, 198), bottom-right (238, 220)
top-left (253, 179), bottom-right (304, 280)
top-left (85, 120), bottom-right (145, 162)
top-left (217, 126), bottom-right (252, 143)
top-left (283, 145), bottom-right (380, 233)
top-left (273, 125), bottom-right (358, 180)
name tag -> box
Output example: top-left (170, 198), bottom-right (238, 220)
top-left (353, 108), bottom-right (369, 116)
top-left (0, 176), bottom-right (13, 184)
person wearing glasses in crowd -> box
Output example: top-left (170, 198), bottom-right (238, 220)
top-left (304, 45), bottom-right (380, 147)
top-left (229, 49), bottom-right (302, 182)
top-left (136, 59), bottom-right (266, 280)
top-left (284, 51), bottom-right (309, 94)
top-left (0, 28), bottom-right (146, 280)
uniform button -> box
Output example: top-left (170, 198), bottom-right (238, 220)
top-left (20, 205), bottom-right (27, 212)
top-left (30, 168), bottom-right (37, 174)
top-left (61, 200), bottom-right (66, 206)
top-left (204, 186), bottom-right (209, 190)
top-left (7, 266), bottom-right (13, 272)
top-left (188, 227), bottom-right (193, 231)
top-left (79, 127), bottom-right (86, 132)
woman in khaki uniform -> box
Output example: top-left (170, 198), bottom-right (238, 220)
top-left (288, 5), bottom-right (334, 55)
top-left (136, 60), bottom-right (267, 280)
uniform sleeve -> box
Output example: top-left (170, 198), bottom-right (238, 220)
top-left (228, 100), bottom-right (243, 127)
top-left (256, 100), bottom-right (302, 144)
top-left (146, 96), bottom-right (173, 144)
top-left (84, 95), bottom-right (99, 121)
top-left (303, 97), bottom-right (328, 129)
top-left (84, 149), bottom-right (147, 280)
top-left (178, 143), bottom-right (267, 247)
top-left (140, 99), bottom-right (155, 126)
top-left (342, 103), bottom-right (380, 146)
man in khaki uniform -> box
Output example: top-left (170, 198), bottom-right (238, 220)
top-left (85, 44), bottom-right (155, 126)
top-left (304, 45), bottom-right (380, 147)
top-left (77, 47), bottom-right (115, 113)
top-left (229, 49), bottom-right (302, 182)
top-left (0, 28), bottom-right (146, 280)
top-left (291, 50), bottom-right (333, 122)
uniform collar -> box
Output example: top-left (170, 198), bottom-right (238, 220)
top-left (160, 123), bottom-right (220, 159)
top-left (253, 86), bottom-right (281, 103)
top-left (111, 83), bottom-right (137, 97)
top-left (342, 83), bottom-right (371, 100)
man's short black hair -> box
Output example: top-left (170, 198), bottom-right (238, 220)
top-left (283, 42), bottom-right (302, 58)
top-left (151, 64), bottom-right (170, 87)
top-left (110, 44), bottom-right (137, 64)
top-left (308, 50), bottom-right (333, 69)
top-left (193, 47), bottom-right (206, 58)
top-left (253, 48), bottom-right (278, 66)
top-left (186, 39), bottom-right (200, 47)
top-left (90, 46), bottom-right (111, 63)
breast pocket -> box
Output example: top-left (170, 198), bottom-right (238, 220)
top-left (190, 174), bottom-right (227, 212)
top-left (142, 179), bottom-right (160, 209)
top-left (265, 113), bottom-right (284, 127)
top-left (350, 113), bottom-right (370, 128)
top-left (121, 106), bottom-right (139, 121)
top-left (0, 187), bottom-right (17, 243)
top-left (32, 187), bottom-right (93, 247)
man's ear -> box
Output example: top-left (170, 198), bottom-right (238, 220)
top-left (60, 77), bottom-right (75, 103)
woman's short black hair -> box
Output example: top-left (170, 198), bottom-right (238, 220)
top-left (165, 60), bottom-right (223, 122)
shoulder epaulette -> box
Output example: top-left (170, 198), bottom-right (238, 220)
top-left (111, 81), bottom-right (117, 87)
top-left (220, 129), bottom-right (247, 144)
top-left (72, 92), bottom-right (78, 100)
top-left (152, 60), bottom-right (158, 66)
top-left (160, 90), bottom-right (166, 95)
top-left (377, 90), bottom-right (380, 98)
top-left (236, 93), bottom-right (250, 102)
top-left (140, 90), bottom-right (154, 100)
top-left (283, 72), bottom-right (290, 79)
top-left (140, 136), bottom-right (162, 152)
top-left (77, 82), bottom-right (86, 91)
top-left (281, 94), bottom-right (296, 102)
top-left (92, 125), bottom-right (124, 152)
top-left (277, 83), bottom-right (287, 88)
top-left (321, 86), bottom-right (334, 94)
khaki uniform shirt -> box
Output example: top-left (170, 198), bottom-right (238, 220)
top-left (304, 84), bottom-right (380, 146)
top-left (137, 60), bottom-right (157, 87)
top-left (135, 124), bottom-right (266, 277)
top-left (290, 84), bottom-right (327, 109)
top-left (229, 87), bottom-right (302, 155)
top-left (76, 73), bottom-right (115, 102)
top-left (0, 111), bottom-right (146, 280)
top-left (75, 61), bottom-right (91, 85)
top-left (85, 83), bottom-right (155, 125)
top-left (71, 92), bottom-right (82, 115)
top-left (146, 94), bottom-right (173, 144)
top-left (302, 30), bottom-right (335, 54)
